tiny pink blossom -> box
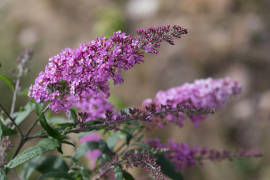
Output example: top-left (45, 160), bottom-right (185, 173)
top-left (85, 150), bottom-right (102, 169)
top-left (79, 132), bottom-right (102, 143)
top-left (79, 132), bottom-right (103, 169)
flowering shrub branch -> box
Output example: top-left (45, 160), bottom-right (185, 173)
top-left (0, 25), bottom-right (261, 180)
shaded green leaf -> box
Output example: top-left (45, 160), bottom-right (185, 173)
top-left (85, 120), bottom-right (104, 127)
top-left (118, 126), bottom-right (136, 145)
top-left (98, 153), bottom-right (113, 167)
top-left (0, 74), bottom-right (14, 91)
top-left (38, 171), bottom-right (72, 180)
top-left (39, 112), bottom-right (63, 140)
top-left (0, 128), bottom-right (2, 141)
top-left (46, 116), bottom-right (67, 124)
top-left (80, 168), bottom-right (91, 180)
top-left (21, 155), bottom-right (69, 180)
top-left (6, 138), bottom-right (59, 168)
top-left (57, 145), bottom-right (63, 154)
top-left (114, 165), bottom-right (123, 180)
top-left (61, 140), bottom-right (75, 147)
top-left (0, 168), bottom-right (7, 180)
top-left (73, 142), bottom-right (99, 159)
top-left (67, 109), bottom-right (77, 123)
top-left (35, 103), bottom-right (44, 116)
top-left (98, 139), bottom-right (111, 153)
top-left (46, 116), bottom-right (74, 129)
top-left (155, 154), bottom-right (184, 180)
top-left (123, 171), bottom-right (135, 180)
top-left (0, 120), bottom-right (17, 140)
top-left (13, 102), bottom-right (35, 125)
top-left (107, 131), bottom-right (121, 149)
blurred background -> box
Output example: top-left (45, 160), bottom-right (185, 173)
top-left (0, 0), bottom-right (269, 179)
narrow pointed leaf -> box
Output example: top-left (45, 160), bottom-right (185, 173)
top-left (67, 109), bottom-right (77, 123)
top-left (123, 171), bottom-right (135, 180)
top-left (0, 74), bottom-right (14, 91)
top-left (21, 155), bottom-right (69, 180)
top-left (155, 154), bottom-right (184, 180)
top-left (0, 121), bottom-right (17, 140)
top-left (6, 138), bottom-right (59, 168)
top-left (0, 168), bottom-right (7, 180)
top-left (114, 165), bottom-right (123, 180)
top-left (73, 141), bottom-right (99, 159)
top-left (39, 112), bottom-right (62, 140)
top-left (38, 171), bottom-right (72, 180)
top-left (13, 102), bottom-right (35, 125)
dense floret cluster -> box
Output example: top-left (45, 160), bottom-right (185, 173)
top-left (147, 138), bottom-right (261, 171)
top-left (143, 77), bottom-right (241, 127)
top-left (28, 25), bottom-right (187, 121)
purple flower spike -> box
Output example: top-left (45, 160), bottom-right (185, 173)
top-left (143, 77), bottom-right (241, 127)
top-left (146, 138), bottom-right (262, 171)
top-left (79, 132), bottom-right (102, 143)
top-left (28, 25), bottom-right (187, 121)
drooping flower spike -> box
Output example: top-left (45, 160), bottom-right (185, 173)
top-left (146, 138), bottom-right (261, 171)
top-left (143, 77), bottom-right (241, 127)
top-left (28, 25), bottom-right (188, 121)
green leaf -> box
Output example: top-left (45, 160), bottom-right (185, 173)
top-left (39, 112), bottom-right (63, 140)
top-left (117, 126), bottom-right (137, 146)
top-left (0, 74), bottom-right (14, 91)
top-left (107, 131), bottom-right (121, 149)
top-left (47, 116), bottom-right (72, 125)
top-left (35, 102), bottom-right (44, 116)
top-left (38, 171), bottom-right (72, 180)
top-left (21, 155), bottom-right (69, 180)
top-left (56, 122), bottom-right (75, 129)
top-left (114, 165), bottom-right (123, 180)
top-left (80, 168), bottom-right (91, 180)
top-left (6, 138), bottom-right (59, 169)
top-left (123, 171), bottom-right (135, 180)
top-left (73, 141), bottom-right (99, 159)
top-left (155, 154), bottom-right (184, 180)
top-left (85, 120), bottom-right (104, 127)
top-left (67, 109), bottom-right (77, 123)
top-left (98, 140), bottom-right (111, 153)
top-left (61, 140), bottom-right (75, 147)
top-left (0, 127), bottom-right (2, 141)
top-left (13, 102), bottom-right (35, 125)
top-left (113, 166), bottom-right (135, 180)
top-left (119, 128), bottom-right (133, 145)
top-left (0, 120), bottom-right (17, 140)
top-left (98, 153), bottom-right (113, 167)
top-left (0, 168), bottom-right (7, 180)
top-left (57, 145), bottom-right (64, 154)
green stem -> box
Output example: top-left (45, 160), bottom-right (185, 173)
top-left (10, 49), bottom-right (32, 117)
top-left (11, 105), bottom-right (49, 158)
top-left (12, 137), bottom-right (25, 158)
top-left (0, 103), bottom-right (24, 137)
